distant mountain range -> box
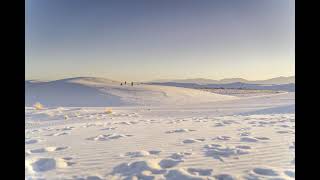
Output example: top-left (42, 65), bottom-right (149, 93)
top-left (146, 82), bottom-right (295, 92)
top-left (149, 76), bottom-right (295, 85)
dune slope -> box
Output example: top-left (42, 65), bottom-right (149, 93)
top-left (26, 77), bottom-right (237, 107)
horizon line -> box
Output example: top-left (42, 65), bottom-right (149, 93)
top-left (25, 75), bottom-right (295, 83)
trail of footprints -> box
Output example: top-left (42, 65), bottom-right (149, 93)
top-left (106, 115), bottom-right (293, 179)
top-left (107, 149), bottom-right (294, 180)
top-left (25, 113), bottom-right (294, 179)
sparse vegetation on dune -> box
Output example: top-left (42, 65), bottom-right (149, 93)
top-left (34, 102), bottom-right (44, 110)
top-left (105, 108), bottom-right (113, 114)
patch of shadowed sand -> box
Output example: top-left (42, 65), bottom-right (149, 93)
top-left (86, 133), bottom-right (133, 141)
top-left (164, 168), bottom-right (215, 180)
top-left (45, 132), bottom-right (70, 137)
top-left (276, 130), bottom-right (294, 134)
top-left (28, 146), bottom-right (69, 154)
top-left (240, 137), bottom-right (259, 142)
top-left (108, 158), bottom-right (217, 180)
top-left (25, 139), bottom-right (41, 145)
top-left (289, 142), bottom-right (295, 150)
top-left (243, 167), bottom-right (295, 180)
top-left (25, 157), bottom-right (75, 173)
top-left (212, 136), bottom-right (232, 141)
top-left (213, 120), bottom-right (238, 127)
top-left (182, 138), bottom-right (206, 144)
top-left (214, 173), bottom-right (239, 180)
top-left (239, 132), bottom-right (251, 137)
top-left (169, 152), bottom-right (193, 160)
top-left (122, 150), bottom-right (161, 158)
top-left (239, 136), bottom-right (269, 143)
top-left (100, 127), bottom-right (117, 131)
top-left (117, 121), bottom-right (139, 125)
top-left (109, 159), bottom-right (167, 178)
top-left (165, 128), bottom-right (196, 134)
top-left (203, 144), bottom-right (250, 162)
top-left (57, 126), bottom-right (75, 131)
top-left (25, 151), bottom-right (31, 157)
top-left (240, 136), bottom-right (270, 143)
top-left (71, 175), bottom-right (104, 180)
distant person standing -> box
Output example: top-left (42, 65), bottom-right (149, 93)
top-left (131, 82), bottom-right (133, 86)
top-left (125, 81), bottom-right (127, 85)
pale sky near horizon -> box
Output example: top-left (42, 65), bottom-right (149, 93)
top-left (26, 0), bottom-right (295, 82)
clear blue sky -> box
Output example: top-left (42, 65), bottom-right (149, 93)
top-left (26, 0), bottom-right (295, 81)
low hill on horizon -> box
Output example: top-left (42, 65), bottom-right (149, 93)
top-left (149, 76), bottom-right (295, 85)
top-left (146, 82), bottom-right (295, 92)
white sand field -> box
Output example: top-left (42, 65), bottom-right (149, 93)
top-left (25, 79), bottom-right (295, 180)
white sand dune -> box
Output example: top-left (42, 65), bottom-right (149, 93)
top-left (26, 77), bottom-right (237, 107)
top-left (25, 90), bottom-right (294, 180)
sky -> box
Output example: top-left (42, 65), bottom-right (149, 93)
top-left (26, 0), bottom-right (295, 82)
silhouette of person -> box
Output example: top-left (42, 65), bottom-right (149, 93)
top-left (131, 82), bottom-right (133, 86)
top-left (120, 83), bottom-right (123, 86)
top-left (125, 81), bottom-right (127, 85)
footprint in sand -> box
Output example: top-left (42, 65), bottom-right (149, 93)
top-left (110, 158), bottom-right (185, 179)
top-left (46, 132), bottom-right (70, 136)
top-left (240, 137), bottom-right (259, 142)
top-left (279, 124), bottom-right (290, 128)
top-left (186, 168), bottom-right (213, 176)
top-left (42, 127), bottom-right (54, 131)
top-left (82, 123), bottom-right (97, 128)
top-left (25, 157), bottom-right (74, 173)
top-left (254, 136), bottom-right (270, 140)
top-left (251, 167), bottom-right (280, 176)
top-left (110, 159), bottom-right (166, 177)
top-left (117, 121), bottom-right (133, 125)
top-left (28, 129), bottom-right (41, 134)
top-left (124, 151), bottom-right (150, 158)
top-left (100, 127), bottom-right (116, 131)
top-left (169, 152), bottom-right (193, 160)
top-left (124, 150), bottom-right (161, 158)
top-left (166, 128), bottom-right (196, 134)
top-left (222, 120), bottom-right (238, 124)
top-left (149, 150), bottom-right (162, 155)
top-left (183, 138), bottom-right (205, 144)
top-left (60, 126), bottom-right (75, 131)
top-left (284, 170), bottom-right (295, 178)
top-left (235, 145), bottom-right (252, 150)
top-left (239, 131), bottom-right (251, 137)
top-left (244, 167), bottom-right (292, 180)
top-left (289, 142), bottom-right (295, 150)
top-left (25, 139), bottom-right (39, 145)
top-left (159, 159), bottom-right (183, 168)
top-left (214, 173), bottom-right (238, 180)
top-left (212, 136), bottom-right (231, 141)
top-left (276, 130), bottom-right (294, 134)
top-left (110, 159), bottom-right (190, 180)
top-left (71, 175), bottom-right (103, 180)
top-left (87, 133), bottom-right (133, 141)
top-left (25, 151), bottom-right (30, 157)
top-left (146, 119), bottom-right (160, 124)
top-left (214, 123), bottom-right (225, 127)
top-left (237, 127), bottom-right (251, 131)
top-left (28, 146), bottom-right (68, 154)
top-left (203, 144), bottom-right (250, 162)
top-left (165, 168), bottom-right (215, 180)
top-left (194, 119), bottom-right (209, 123)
